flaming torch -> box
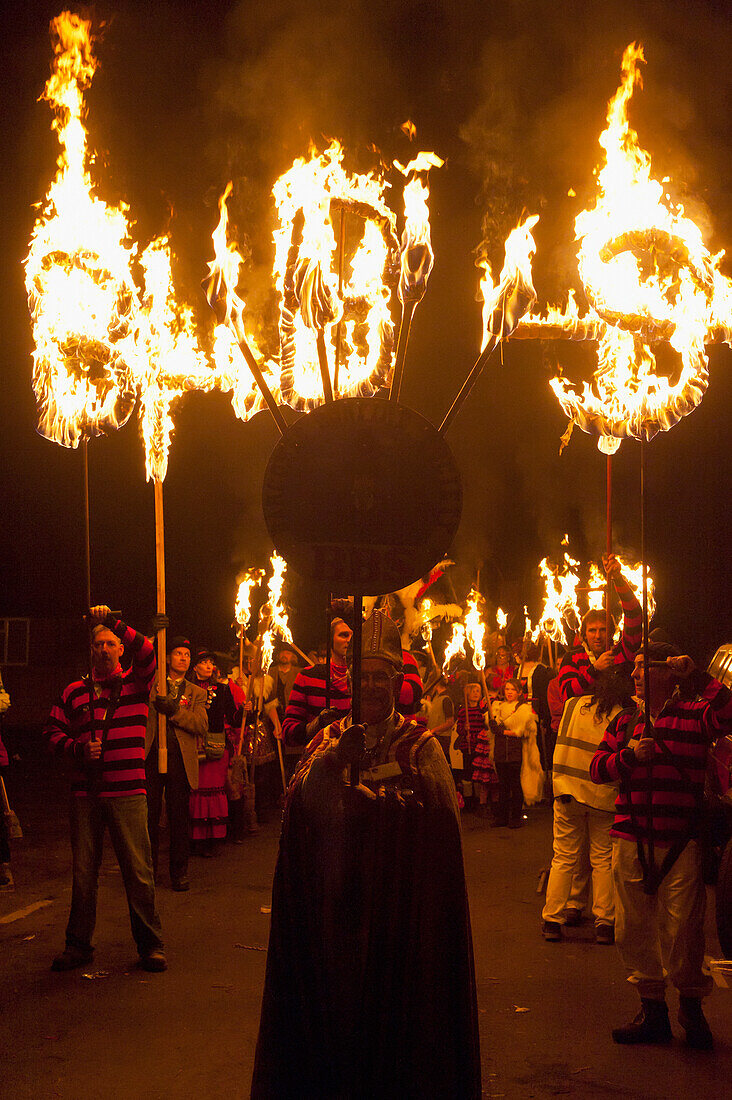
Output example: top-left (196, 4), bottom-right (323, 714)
top-left (203, 183), bottom-right (287, 434)
top-left (442, 621), bottom-right (467, 674)
top-left (24, 12), bottom-right (141, 610)
top-left (389, 151), bottom-right (444, 403)
top-left (234, 568), bottom-right (265, 679)
top-left (465, 588), bottom-right (492, 704)
top-left (439, 215), bottom-right (539, 433)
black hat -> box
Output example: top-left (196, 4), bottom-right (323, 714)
top-left (167, 635), bottom-right (192, 655)
top-left (193, 647), bottom-right (216, 664)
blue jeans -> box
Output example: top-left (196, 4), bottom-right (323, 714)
top-left (66, 794), bottom-right (163, 956)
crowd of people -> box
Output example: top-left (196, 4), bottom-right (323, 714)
top-left (0, 549), bottom-right (731, 1085)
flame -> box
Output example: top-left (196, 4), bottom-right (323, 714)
top-left (273, 140), bottom-right (399, 410)
top-left (614, 554), bottom-right (655, 642)
top-left (478, 215), bottom-right (539, 351)
top-left (420, 598), bottom-right (434, 642)
top-left (393, 152), bottom-right (443, 304)
top-left (205, 182), bottom-right (282, 422)
top-left (496, 607), bottom-right (508, 632)
top-left (234, 569), bottom-right (265, 631)
top-left (25, 13), bottom-right (141, 448)
top-left (547, 43), bottom-right (732, 449)
top-left (442, 621), bottom-right (467, 672)
top-left (259, 553), bottom-right (294, 670)
top-left (138, 238), bottom-right (210, 482)
top-left (465, 589), bottom-right (487, 671)
top-left (536, 542), bottom-right (582, 645)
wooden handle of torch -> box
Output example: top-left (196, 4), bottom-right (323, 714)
top-left (154, 478), bottom-right (167, 775)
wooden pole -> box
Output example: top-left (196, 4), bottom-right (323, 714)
top-left (605, 453), bottom-right (613, 641)
top-left (350, 594), bottom-right (363, 786)
top-left (334, 209), bottom-right (345, 397)
top-left (238, 626), bottom-right (244, 683)
top-left (276, 739), bottom-right (287, 797)
top-left (438, 334), bottom-right (499, 434)
top-left (640, 440), bottom-right (651, 739)
top-left (389, 298), bottom-right (418, 404)
top-left (154, 478), bottom-right (167, 774)
top-left (325, 595), bottom-right (332, 710)
top-left (316, 330), bottom-right (334, 403)
top-left (82, 441), bottom-right (97, 742)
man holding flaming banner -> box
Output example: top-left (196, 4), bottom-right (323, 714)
top-left (44, 607), bottom-right (166, 973)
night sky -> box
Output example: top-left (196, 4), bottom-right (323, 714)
top-left (2, 0), bottom-right (730, 662)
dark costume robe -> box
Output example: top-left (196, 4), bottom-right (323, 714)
top-left (251, 713), bottom-right (481, 1099)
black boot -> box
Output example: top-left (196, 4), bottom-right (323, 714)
top-left (678, 996), bottom-right (714, 1050)
top-left (612, 998), bottom-right (672, 1045)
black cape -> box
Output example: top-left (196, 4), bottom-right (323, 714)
top-left (251, 724), bottom-right (481, 1099)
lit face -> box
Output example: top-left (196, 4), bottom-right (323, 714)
top-left (168, 647), bottom-right (190, 677)
top-left (584, 618), bottom-right (607, 657)
top-left (332, 623), bottom-right (353, 661)
top-left (466, 683), bottom-right (481, 705)
top-left (277, 650), bottom-right (295, 673)
top-left (504, 682), bottom-right (519, 702)
top-left (194, 657), bottom-right (215, 681)
top-left (633, 654), bottom-right (673, 703)
top-left (497, 647), bottom-right (511, 667)
top-left (91, 627), bottom-right (124, 675)
top-left (359, 657), bottom-right (399, 726)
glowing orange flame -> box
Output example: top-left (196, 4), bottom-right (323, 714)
top-left (235, 569), bottom-right (265, 631)
top-left (545, 43), bottom-right (732, 450)
top-left (479, 215), bottom-right (539, 351)
top-left (260, 553), bottom-right (293, 671)
top-left (393, 152), bottom-right (443, 304)
top-left (25, 12), bottom-right (140, 448)
top-left (272, 141), bottom-right (400, 410)
top-left (465, 588), bottom-right (487, 671)
top-left (442, 621), bottom-right (467, 672)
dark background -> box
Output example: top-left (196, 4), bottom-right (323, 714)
top-left (2, 0), bottom-right (730, 662)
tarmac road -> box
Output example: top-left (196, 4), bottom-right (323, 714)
top-left (1, 755), bottom-right (730, 1099)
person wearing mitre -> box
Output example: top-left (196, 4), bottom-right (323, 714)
top-left (251, 610), bottom-right (480, 1100)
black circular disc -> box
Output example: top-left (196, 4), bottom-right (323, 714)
top-left (262, 397), bottom-right (463, 593)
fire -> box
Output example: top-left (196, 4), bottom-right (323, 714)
top-left (536, 542), bottom-right (582, 645)
top-left (530, 540), bottom-right (655, 646)
top-left (138, 238), bottom-right (210, 482)
top-left (234, 569), bottom-right (265, 631)
top-left (496, 607), bottom-right (508, 632)
top-left (25, 12), bottom-right (141, 448)
top-left (393, 152), bottom-right (443, 304)
top-left (259, 553), bottom-right (294, 671)
top-left (464, 589), bottom-right (487, 671)
top-left (420, 598), bottom-right (434, 642)
top-left (272, 140), bottom-right (399, 410)
top-left (479, 215), bottom-right (539, 351)
top-left (442, 621), bottom-right (467, 673)
top-left (546, 43), bottom-right (732, 450)
top-left (205, 183), bottom-right (282, 422)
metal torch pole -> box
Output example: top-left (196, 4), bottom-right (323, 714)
top-left (350, 594), bottom-right (363, 786)
top-left (438, 335), bottom-right (499, 434)
top-left (82, 441), bottom-right (98, 743)
top-left (389, 299), bottom-right (418, 404)
top-left (154, 478), bottom-right (168, 774)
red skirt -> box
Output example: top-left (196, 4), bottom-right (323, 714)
top-left (471, 730), bottom-right (497, 786)
top-left (190, 749), bottom-right (229, 841)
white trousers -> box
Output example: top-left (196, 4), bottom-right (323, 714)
top-left (542, 796), bottom-right (614, 924)
top-left (613, 837), bottom-right (712, 1000)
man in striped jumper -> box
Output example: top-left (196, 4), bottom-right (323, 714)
top-left (44, 606), bottom-right (165, 973)
top-left (282, 615), bottom-right (424, 749)
top-left (557, 554), bottom-right (642, 706)
top-left (590, 636), bottom-right (732, 1049)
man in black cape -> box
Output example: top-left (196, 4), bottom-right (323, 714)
top-left (251, 611), bottom-right (481, 1099)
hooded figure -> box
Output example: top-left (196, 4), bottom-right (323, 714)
top-left (251, 611), bottom-right (481, 1099)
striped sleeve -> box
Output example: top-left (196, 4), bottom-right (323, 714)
top-left (589, 710), bottom-right (637, 785)
top-left (112, 619), bottom-right (156, 693)
top-left (558, 651), bottom-right (596, 704)
top-left (398, 651), bottom-right (423, 717)
top-left (699, 675), bottom-right (732, 737)
top-left (612, 574), bottom-right (642, 665)
top-left (44, 683), bottom-right (86, 763)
